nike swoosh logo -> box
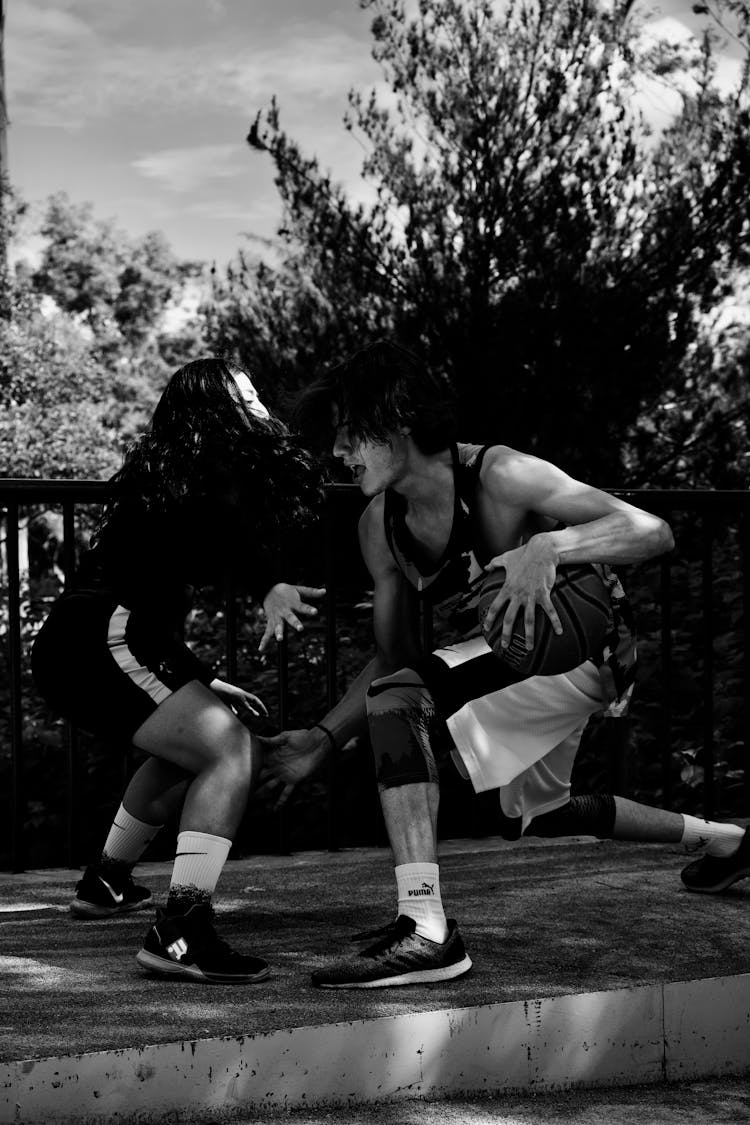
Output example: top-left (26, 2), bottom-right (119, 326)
top-left (98, 876), bottom-right (124, 904)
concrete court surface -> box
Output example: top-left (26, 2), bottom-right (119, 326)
top-left (2, 833), bottom-right (750, 1063)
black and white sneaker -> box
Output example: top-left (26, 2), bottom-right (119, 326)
top-left (350, 918), bottom-right (399, 942)
top-left (70, 865), bottom-right (152, 918)
top-left (136, 903), bottom-right (271, 984)
top-left (312, 914), bottom-right (472, 989)
top-left (681, 827), bottom-right (750, 893)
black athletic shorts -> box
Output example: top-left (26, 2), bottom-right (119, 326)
top-left (31, 590), bottom-right (213, 742)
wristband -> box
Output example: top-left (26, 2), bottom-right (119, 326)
top-left (314, 723), bottom-right (338, 753)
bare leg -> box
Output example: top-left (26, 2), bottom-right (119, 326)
top-left (612, 795), bottom-right (744, 857)
top-left (132, 680), bottom-right (259, 840)
top-left (122, 758), bottom-right (191, 826)
top-left (380, 781), bottom-right (440, 865)
top-left (612, 796), bottom-right (684, 842)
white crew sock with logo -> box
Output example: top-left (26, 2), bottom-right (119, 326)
top-left (100, 804), bottom-right (162, 870)
top-left (680, 815), bottom-right (744, 857)
top-left (395, 862), bottom-right (448, 944)
top-left (167, 831), bottom-right (232, 913)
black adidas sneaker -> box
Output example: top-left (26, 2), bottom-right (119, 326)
top-left (136, 903), bottom-right (271, 984)
top-left (312, 914), bottom-right (472, 989)
top-left (70, 865), bottom-right (152, 918)
top-left (681, 827), bottom-right (750, 893)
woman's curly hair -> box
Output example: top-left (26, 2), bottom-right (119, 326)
top-left (93, 357), bottom-right (323, 584)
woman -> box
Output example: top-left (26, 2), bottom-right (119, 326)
top-left (32, 357), bottom-right (324, 985)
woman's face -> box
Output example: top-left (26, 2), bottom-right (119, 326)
top-left (231, 370), bottom-right (270, 421)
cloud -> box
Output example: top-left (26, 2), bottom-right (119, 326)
top-left (131, 143), bottom-right (247, 193)
top-left (8, 2), bottom-right (377, 131)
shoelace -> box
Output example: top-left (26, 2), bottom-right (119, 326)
top-left (350, 920), bottom-right (398, 943)
top-left (362, 916), bottom-right (416, 958)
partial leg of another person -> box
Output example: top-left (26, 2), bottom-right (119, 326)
top-left (31, 594), bottom-right (190, 920)
top-left (131, 679), bottom-right (269, 984)
top-left (33, 595), bottom-right (268, 983)
top-left (71, 757), bottom-right (190, 918)
top-left (507, 721), bottom-right (749, 894)
top-left (311, 666), bottom-right (473, 989)
top-left (525, 785), bottom-right (749, 893)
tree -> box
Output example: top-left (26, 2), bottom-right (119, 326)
top-left (211, 0), bottom-right (750, 482)
top-left (32, 193), bottom-right (204, 367)
top-left (1, 193), bottom-right (208, 479)
top-left (0, 279), bottom-right (129, 478)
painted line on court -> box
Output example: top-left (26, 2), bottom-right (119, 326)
top-left (3, 972), bottom-right (750, 1124)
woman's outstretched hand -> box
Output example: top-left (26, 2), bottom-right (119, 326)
top-left (259, 583), bottom-right (326, 652)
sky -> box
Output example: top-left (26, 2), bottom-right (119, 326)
top-left (5, 0), bottom-right (746, 270)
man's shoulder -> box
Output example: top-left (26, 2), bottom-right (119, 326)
top-left (467, 444), bottom-right (552, 505)
top-left (358, 493), bottom-right (401, 579)
top-left (358, 492), bottom-right (386, 526)
top-left (357, 493), bottom-right (388, 547)
top-left (460, 442), bottom-right (530, 478)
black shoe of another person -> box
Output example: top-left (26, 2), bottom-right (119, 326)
top-left (312, 914), bottom-right (472, 989)
top-left (681, 827), bottom-right (750, 893)
top-left (136, 903), bottom-right (271, 984)
top-left (70, 865), bottom-right (152, 918)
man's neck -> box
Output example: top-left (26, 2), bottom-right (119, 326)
top-left (392, 446), bottom-right (453, 512)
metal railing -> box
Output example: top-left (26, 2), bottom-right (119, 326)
top-left (1, 479), bottom-right (749, 872)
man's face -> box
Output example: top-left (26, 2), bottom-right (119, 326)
top-left (331, 406), bottom-right (409, 496)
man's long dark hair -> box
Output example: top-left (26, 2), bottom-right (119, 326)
top-left (296, 339), bottom-right (457, 454)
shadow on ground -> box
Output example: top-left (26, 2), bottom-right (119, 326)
top-left (1, 835), bottom-right (749, 1062)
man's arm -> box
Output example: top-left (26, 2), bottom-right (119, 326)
top-left (260, 496), bottom-right (421, 803)
top-left (479, 448), bottom-right (674, 649)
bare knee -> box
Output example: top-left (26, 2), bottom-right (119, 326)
top-left (217, 723), bottom-right (256, 782)
top-left (186, 717), bottom-right (257, 787)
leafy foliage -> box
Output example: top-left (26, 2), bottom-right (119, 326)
top-left (211, 0), bottom-right (750, 482)
top-left (1, 194), bottom-right (209, 480)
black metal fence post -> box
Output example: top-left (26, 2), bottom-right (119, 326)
top-left (324, 488), bottom-right (340, 852)
top-left (62, 498), bottom-right (82, 868)
top-left (701, 515), bottom-right (716, 819)
top-left (5, 501), bottom-right (25, 872)
top-left (743, 510), bottom-right (750, 811)
top-left (276, 625), bottom-right (289, 854)
top-left (659, 554), bottom-right (673, 809)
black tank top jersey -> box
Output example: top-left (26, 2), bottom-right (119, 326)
top-left (383, 442), bottom-right (490, 637)
top-left (382, 441), bottom-right (639, 712)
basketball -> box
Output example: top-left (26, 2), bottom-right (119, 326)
top-left (478, 563), bottom-right (611, 678)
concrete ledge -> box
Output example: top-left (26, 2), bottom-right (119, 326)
top-left (3, 973), bottom-right (750, 1124)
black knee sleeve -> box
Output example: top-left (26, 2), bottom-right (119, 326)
top-left (366, 671), bottom-right (440, 789)
top-left (525, 793), bottom-right (616, 839)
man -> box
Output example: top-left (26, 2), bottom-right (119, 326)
top-left (264, 340), bottom-right (750, 989)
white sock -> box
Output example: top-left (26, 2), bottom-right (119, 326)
top-left (395, 862), bottom-right (448, 943)
top-left (101, 804), bottom-right (162, 869)
top-left (681, 815), bottom-right (744, 858)
top-left (168, 831), bottom-right (232, 908)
